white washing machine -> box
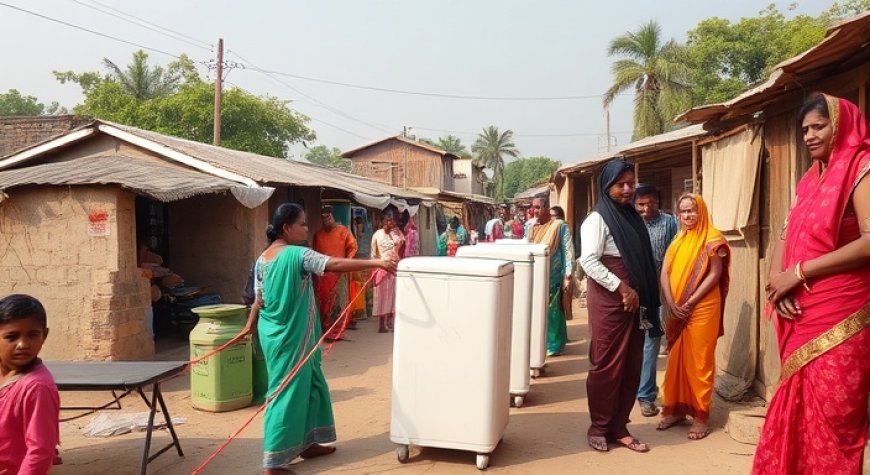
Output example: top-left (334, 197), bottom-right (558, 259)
top-left (456, 244), bottom-right (534, 407)
top-left (390, 257), bottom-right (514, 470)
top-left (493, 241), bottom-right (550, 377)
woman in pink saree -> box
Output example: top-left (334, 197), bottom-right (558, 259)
top-left (754, 94), bottom-right (870, 474)
top-left (371, 209), bottom-right (405, 333)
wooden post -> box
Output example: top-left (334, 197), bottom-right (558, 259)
top-left (691, 139), bottom-right (699, 193)
top-left (213, 38), bottom-right (223, 146)
top-left (634, 161), bottom-right (640, 184)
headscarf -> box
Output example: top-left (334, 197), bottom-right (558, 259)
top-left (778, 95), bottom-right (870, 357)
top-left (663, 193), bottom-right (730, 346)
top-left (594, 159), bottom-right (661, 332)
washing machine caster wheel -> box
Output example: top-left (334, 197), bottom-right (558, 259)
top-left (397, 445), bottom-right (409, 464)
top-left (513, 395), bottom-right (524, 408)
top-left (476, 453), bottom-right (490, 470)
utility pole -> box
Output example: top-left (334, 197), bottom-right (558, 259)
top-left (213, 38), bottom-right (223, 146)
top-left (605, 107), bottom-right (612, 153)
top-left (402, 126), bottom-right (409, 189)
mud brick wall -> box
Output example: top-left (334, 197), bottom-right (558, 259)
top-left (0, 116), bottom-right (92, 157)
top-left (0, 185), bottom-right (153, 360)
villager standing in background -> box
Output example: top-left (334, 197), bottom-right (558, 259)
top-left (633, 184), bottom-right (678, 417)
top-left (529, 197), bottom-right (573, 357)
top-left (313, 205), bottom-right (359, 340)
top-left (371, 208), bottom-right (405, 333)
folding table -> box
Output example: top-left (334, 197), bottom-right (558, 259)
top-left (46, 361), bottom-right (188, 475)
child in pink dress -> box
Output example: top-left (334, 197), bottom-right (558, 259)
top-left (0, 294), bottom-right (60, 475)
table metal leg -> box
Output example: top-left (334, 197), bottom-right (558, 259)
top-left (140, 384), bottom-right (158, 475)
top-left (139, 382), bottom-right (184, 475)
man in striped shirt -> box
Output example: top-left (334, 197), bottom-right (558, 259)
top-left (634, 184), bottom-right (678, 417)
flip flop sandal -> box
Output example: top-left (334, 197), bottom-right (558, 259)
top-left (688, 428), bottom-right (710, 440)
top-left (618, 438), bottom-right (650, 453)
top-left (587, 435), bottom-right (609, 452)
top-left (656, 417), bottom-right (688, 431)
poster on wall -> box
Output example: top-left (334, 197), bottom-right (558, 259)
top-left (88, 209), bottom-right (110, 237)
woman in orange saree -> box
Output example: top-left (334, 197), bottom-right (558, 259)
top-left (754, 94), bottom-right (870, 475)
top-left (657, 193), bottom-right (730, 440)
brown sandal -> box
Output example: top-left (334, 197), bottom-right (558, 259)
top-left (617, 437), bottom-right (650, 453)
top-left (587, 435), bottom-right (609, 452)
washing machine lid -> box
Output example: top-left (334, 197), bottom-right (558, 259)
top-left (489, 241), bottom-right (549, 257)
top-left (455, 244), bottom-right (534, 262)
top-left (398, 256), bottom-right (514, 277)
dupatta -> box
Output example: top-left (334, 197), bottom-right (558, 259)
top-left (663, 194), bottom-right (730, 347)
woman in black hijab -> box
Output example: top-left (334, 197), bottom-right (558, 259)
top-left (578, 159), bottom-right (662, 453)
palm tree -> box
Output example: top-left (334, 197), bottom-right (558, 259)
top-left (436, 135), bottom-right (468, 156)
top-left (472, 126), bottom-right (519, 200)
top-left (102, 50), bottom-right (182, 101)
top-left (603, 20), bottom-right (691, 140)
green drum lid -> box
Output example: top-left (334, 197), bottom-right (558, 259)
top-left (192, 304), bottom-right (248, 319)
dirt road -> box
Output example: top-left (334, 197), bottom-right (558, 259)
top-left (54, 308), bottom-right (755, 474)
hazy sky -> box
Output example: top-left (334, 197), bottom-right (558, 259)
top-left (0, 1), bottom-right (831, 167)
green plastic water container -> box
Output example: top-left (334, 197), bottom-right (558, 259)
top-left (189, 304), bottom-right (252, 412)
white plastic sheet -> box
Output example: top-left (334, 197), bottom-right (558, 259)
top-left (82, 412), bottom-right (186, 438)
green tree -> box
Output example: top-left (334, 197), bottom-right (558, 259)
top-left (436, 135), bottom-right (468, 156)
top-left (304, 145), bottom-right (352, 172)
top-left (686, 1), bottom-right (870, 106)
top-left (472, 126), bottom-right (520, 201)
top-left (603, 20), bottom-right (692, 140)
top-left (102, 50), bottom-right (186, 101)
top-left (0, 89), bottom-right (67, 116)
top-left (56, 55), bottom-right (315, 158)
top-left (502, 156), bottom-right (561, 199)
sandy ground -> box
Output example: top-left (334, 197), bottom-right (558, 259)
top-left (52, 306), bottom-right (757, 475)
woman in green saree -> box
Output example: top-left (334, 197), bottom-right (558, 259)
top-left (244, 203), bottom-right (396, 473)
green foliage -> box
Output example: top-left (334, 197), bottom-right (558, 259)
top-left (685, 1), bottom-right (870, 106)
top-left (502, 156), bottom-right (561, 199)
top-left (56, 50), bottom-right (315, 157)
top-left (0, 89), bottom-right (68, 116)
top-left (471, 126), bottom-right (520, 202)
top-left (304, 145), bottom-right (352, 172)
top-left (604, 20), bottom-right (692, 140)
top-left (436, 135), bottom-right (468, 156)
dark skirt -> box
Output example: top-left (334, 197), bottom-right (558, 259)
top-left (585, 256), bottom-right (645, 439)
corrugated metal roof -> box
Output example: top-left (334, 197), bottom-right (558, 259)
top-left (513, 184), bottom-right (550, 200)
top-left (341, 135), bottom-right (460, 159)
top-left (98, 122), bottom-right (430, 201)
top-left (0, 155), bottom-right (238, 202)
top-left (558, 124), bottom-right (707, 174)
top-left (678, 12), bottom-right (870, 123)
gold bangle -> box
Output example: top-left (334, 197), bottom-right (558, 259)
top-left (794, 262), bottom-right (811, 292)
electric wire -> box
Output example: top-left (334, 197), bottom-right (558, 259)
top-left (0, 1), bottom-right (182, 59)
top-left (73, 0), bottom-right (212, 49)
top-left (68, 0), bottom-right (212, 51)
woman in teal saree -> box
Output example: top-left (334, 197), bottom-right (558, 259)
top-left (244, 203), bottom-right (396, 473)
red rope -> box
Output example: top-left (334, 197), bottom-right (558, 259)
top-left (189, 273), bottom-right (376, 475)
